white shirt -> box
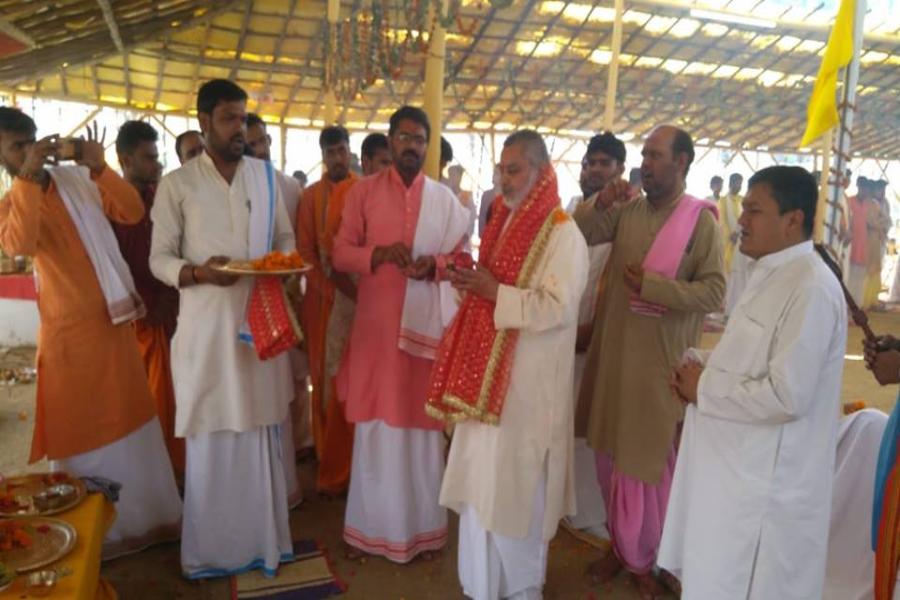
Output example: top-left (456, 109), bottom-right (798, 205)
top-left (150, 153), bottom-right (295, 436)
top-left (275, 169), bottom-right (302, 232)
top-left (658, 240), bottom-right (848, 600)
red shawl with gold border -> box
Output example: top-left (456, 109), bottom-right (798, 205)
top-left (426, 166), bottom-right (567, 425)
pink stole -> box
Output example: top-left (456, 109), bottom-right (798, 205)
top-left (630, 194), bottom-right (718, 317)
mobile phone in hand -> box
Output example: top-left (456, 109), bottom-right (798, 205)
top-left (56, 138), bottom-right (83, 161)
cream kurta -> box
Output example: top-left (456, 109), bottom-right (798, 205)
top-left (574, 196), bottom-right (725, 482)
top-left (150, 153), bottom-right (295, 436)
top-left (275, 169), bottom-right (302, 230)
top-left (658, 241), bottom-right (847, 600)
top-left (439, 218), bottom-right (589, 541)
top-left (718, 192), bottom-right (742, 272)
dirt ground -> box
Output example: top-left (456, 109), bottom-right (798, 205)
top-left (0, 311), bottom-right (898, 599)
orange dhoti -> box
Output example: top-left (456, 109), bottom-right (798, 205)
top-left (133, 319), bottom-right (184, 476)
top-left (297, 174), bottom-right (358, 494)
top-left (316, 377), bottom-right (355, 495)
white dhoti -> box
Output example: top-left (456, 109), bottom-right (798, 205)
top-left (279, 414), bottom-right (303, 509)
top-left (458, 473), bottom-right (548, 600)
top-left (825, 409), bottom-right (889, 600)
top-left (343, 419), bottom-right (447, 563)
top-left (565, 438), bottom-right (608, 538)
top-left (51, 417), bottom-right (182, 560)
top-left (724, 251), bottom-right (750, 317)
top-left (848, 263), bottom-right (867, 307)
top-left (564, 354), bottom-right (609, 538)
top-left (181, 424), bottom-right (293, 578)
top-left (889, 260), bottom-right (900, 303)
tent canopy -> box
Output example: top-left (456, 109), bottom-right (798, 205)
top-left (0, 0), bottom-right (898, 158)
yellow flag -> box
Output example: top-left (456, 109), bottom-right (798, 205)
top-left (800, 0), bottom-right (856, 147)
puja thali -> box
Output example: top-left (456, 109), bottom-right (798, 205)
top-left (0, 473), bottom-right (87, 517)
top-left (212, 260), bottom-right (312, 276)
top-left (0, 518), bottom-right (76, 573)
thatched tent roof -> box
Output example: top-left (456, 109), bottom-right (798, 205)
top-left (1, 0), bottom-right (898, 158)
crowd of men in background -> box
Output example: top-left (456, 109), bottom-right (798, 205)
top-left (707, 168), bottom-right (895, 317)
top-left (1, 75), bottom-right (899, 600)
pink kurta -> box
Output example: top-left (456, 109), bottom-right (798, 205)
top-left (333, 167), bottom-right (448, 431)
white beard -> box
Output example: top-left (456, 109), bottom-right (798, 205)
top-left (502, 171), bottom-right (539, 209)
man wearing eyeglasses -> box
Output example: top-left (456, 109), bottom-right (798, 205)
top-left (332, 105), bottom-right (471, 563)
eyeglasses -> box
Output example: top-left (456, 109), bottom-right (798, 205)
top-left (395, 132), bottom-right (427, 146)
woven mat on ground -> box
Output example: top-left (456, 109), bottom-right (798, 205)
top-left (230, 540), bottom-right (345, 599)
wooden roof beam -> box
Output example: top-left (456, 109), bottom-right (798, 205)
top-left (95, 0), bottom-right (132, 106)
top-left (0, 1), bottom-right (243, 84)
top-left (228, 1), bottom-right (255, 81)
top-left (96, 0), bottom-right (125, 53)
top-left (259, 0), bottom-right (299, 113)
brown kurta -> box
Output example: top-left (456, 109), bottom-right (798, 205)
top-left (0, 170), bottom-right (156, 462)
top-left (574, 195), bottom-right (725, 483)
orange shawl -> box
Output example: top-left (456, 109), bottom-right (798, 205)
top-left (426, 166), bottom-right (563, 425)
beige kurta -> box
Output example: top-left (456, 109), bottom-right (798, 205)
top-left (574, 196), bottom-right (725, 483)
top-left (439, 218), bottom-right (589, 541)
top-left (571, 195), bottom-right (612, 432)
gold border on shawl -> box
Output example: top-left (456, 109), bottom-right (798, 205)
top-left (473, 208), bottom-right (559, 420)
top-left (428, 186), bottom-right (562, 426)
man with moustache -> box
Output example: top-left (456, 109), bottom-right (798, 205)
top-left (296, 125), bottom-right (357, 496)
top-left (114, 120), bottom-right (184, 478)
top-left (150, 79), bottom-right (296, 578)
top-left (174, 130), bottom-right (205, 165)
top-left (332, 105), bottom-right (471, 563)
top-left (429, 129), bottom-right (589, 599)
top-left (574, 125), bottom-right (725, 597)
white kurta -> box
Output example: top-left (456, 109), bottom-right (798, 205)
top-left (440, 218), bottom-right (589, 542)
top-left (824, 409), bottom-right (889, 600)
top-left (658, 240), bottom-right (847, 600)
top-left (150, 153), bottom-right (295, 436)
top-left (724, 249), bottom-right (751, 317)
top-left (890, 259), bottom-right (900, 303)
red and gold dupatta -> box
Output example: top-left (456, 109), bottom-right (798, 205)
top-left (425, 166), bottom-right (566, 425)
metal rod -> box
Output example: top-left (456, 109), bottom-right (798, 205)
top-left (603, 0), bottom-right (625, 131)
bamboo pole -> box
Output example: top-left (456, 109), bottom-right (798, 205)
top-left (603, 0), bottom-right (625, 131)
top-left (280, 123), bottom-right (288, 172)
top-left (824, 0), bottom-right (866, 254)
top-left (323, 0), bottom-right (340, 125)
top-left (423, 0), bottom-right (449, 180)
top-left (150, 114), bottom-right (178, 140)
top-left (65, 107), bottom-right (102, 137)
top-left (323, 91), bottom-right (337, 125)
top-left (815, 127), bottom-right (832, 243)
